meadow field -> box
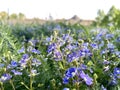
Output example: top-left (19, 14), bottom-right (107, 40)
top-left (0, 6), bottom-right (120, 90)
top-left (0, 19), bottom-right (119, 90)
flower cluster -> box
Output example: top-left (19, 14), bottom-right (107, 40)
top-left (63, 67), bottom-right (93, 86)
top-left (0, 47), bottom-right (41, 84)
top-left (0, 22), bottom-right (120, 90)
top-left (110, 67), bottom-right (120, 85)
top-left (0, 74), bottom-right (12, 82)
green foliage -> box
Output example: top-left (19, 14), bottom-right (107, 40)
top-left (18, 13), bottom-right (26, 20)
top-left (10, 13), bottom-right (18, 20)
top-left (0, 11), bottom-right (8, 20)
top-left (0, 19), bottom-right (120, 90)
top-left (0, 11), bottom-right (26, 21)
top-left (94, 5), bottom-right (120, 29)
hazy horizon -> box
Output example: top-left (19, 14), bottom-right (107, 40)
top-left (0, 0), bottom-right (120, 20)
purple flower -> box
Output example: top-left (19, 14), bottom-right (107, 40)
top-left (7, 61), bottom-right (18, 69)
top-left (29, 39), bottom-right (39, 46)
top-left (47, 43), bottom-right (57, 53)
top-left (54, 25), bottom-right (61, 31)
top-left (53, 50), bottom-right (62, 61)
top-left (113, 68), bottom-right (120, 76)
top-left (80, 64), bottom-right (87, 70)
top-left (63, 77), bottom-right (69, 84)
top-left (19, 59), bottom-right (27, 68)
top-left (63, 67), bottom-right (77, 84)
top-left (11, 70), bottom-right (22, 75)
top-left (46, 37), bottom-right (51, 42)
top-left (66, 44), bottom-right (76, 50)
top-left (62, 34), bottom-right (73, 41)
top-left (103, 66), bottom-right (109, 72)
top-left (0, 63), bottom-right (4, 68)
top-left (89, 68), bottom-right (93, 73)
top-left (105, 34), bottom-right (114, 40)
top-left (63, 87), bottom-right (70, 90)
top-left (29, 69), bottom-right (39, 76)
top-left (109, 67), bottom-right (120, 86)
top-left (77, 50), bottom-right (85, 57)
top-left (101, 85), bottom-right (107, 90)
top-left (110, 77), bottom-right (118, 85)
top-left (99, 41), bottom-right (104, 48)
top-left (95, 33), bottom-right (103, 41)
top-left (90, 43), bottom-right (98, 49)
top-left (116, 37), bottom-right (120, 42)
top-left (80, 71), bottom-right (93, 86)
top-left (57, 38), bottom-right (65, 46)
top-left (65, 67), bottom-right (77, 78)
top-left (82, 48), bottom-right (90, 54)
top-left (115, 51), bottom-right (120, 58)
top-left (19, 54), bottom-right (29, 68)
top-left (22, 54), bottom-right (29, 60)
top-left (18, 46), bottom-right (25, 53)
top-left (82, 48), bottom-right (92, 57)
top-left (67, 52), bottom-right (78, 62)
top-left (103, 60), bottom-right (110, 65)
top-left (82, 43), bottom-right (89, 47)
top-left (11, 60), bottom-right (18, 67)
top-left (31, 49), bottom-right (40, 54)
top-left (0, 74), bottom-right (12, 82)
top-left (32, 58), bottom-right (41, 67)
top-left (100, 49), bottom-right (108, 55)
top-left (107, 43), bottom-right (114, 49)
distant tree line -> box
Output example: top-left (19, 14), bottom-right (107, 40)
top-left (0, 11), bottom-right (26, 20)
top-left (94, 6), bottom-right (120, 29)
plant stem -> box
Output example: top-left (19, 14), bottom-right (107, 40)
top-left (10, 79), bottom-right (15, 90)
top-left (30, 76), bottom-right (33, 90)
top-left (29, 59), bottom-right (33, 90)
top-left (21, 82), bottom-right (29, 90)
top-left (0, 82), bottom-right (4, 90)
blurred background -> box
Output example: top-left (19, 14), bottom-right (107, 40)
top-left (0, 1), bottom-right (120, 90)
top-left (0, 0), bottom-right (120, 27)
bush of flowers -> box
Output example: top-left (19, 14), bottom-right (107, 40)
top-left (0, 22), bottom-right (120, 90)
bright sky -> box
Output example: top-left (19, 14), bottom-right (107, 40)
top-left (0, 0), bottom-right (120, 20)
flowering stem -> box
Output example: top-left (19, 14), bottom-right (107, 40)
top-left (76, 82), bottom-right (79, 90)
top-left (30, 76), bottom-right (33, 90)
top-left (21, 82), bottom-right (29, 90)
top-left (10, 79), bottom-right (15, 90)
top-left (29, 59), bottom-right (33, 90)
top-left (0, 82), bottom-right (4, 90)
